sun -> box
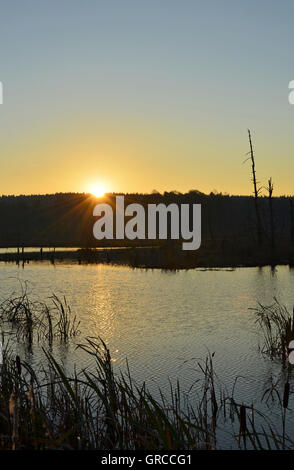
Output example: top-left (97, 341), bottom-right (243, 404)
top-left (90, 185), bottom-right (106, 198)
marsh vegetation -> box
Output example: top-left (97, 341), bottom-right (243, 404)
top-left (0, 289), bottom-right (293, 450)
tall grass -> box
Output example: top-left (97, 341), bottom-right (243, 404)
top-left (252, 298), bottom-right (294, 363)
top-left (0, 290), bottom-right (292, 450)
top-left (0, 286), bottom-right (80, 348)
top-left (0, 337), bottom-right (291, 450)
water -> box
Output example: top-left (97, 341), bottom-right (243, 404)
top-left (0, 262), bottom-right (294, 447)
top-left (0, 247), bottom-right (79, 253)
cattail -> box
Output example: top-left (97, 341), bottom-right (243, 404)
top-left (9, 392), bottom-right (16, 416)
top-left (9, 392), bottom-right (19, 450)
top-left (239, 405), bottom-right (247, 434)
top-left (74, 373), bottom-right (78, 399)
top-left (283, 382), bottom-right (290, 409)
top-left (15, 356), bottom-right (21, 376)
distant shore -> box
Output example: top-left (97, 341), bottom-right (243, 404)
top-left (0, 244), bottom-right (293, 269)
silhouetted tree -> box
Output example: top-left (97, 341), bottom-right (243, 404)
top-left (247, 129), bottom-right (262, 244)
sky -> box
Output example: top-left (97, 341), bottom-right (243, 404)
top-left (0, 0), bottom-right (294, 196)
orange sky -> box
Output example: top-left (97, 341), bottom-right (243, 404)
top-left (1, 1), bottom-right (294, 197)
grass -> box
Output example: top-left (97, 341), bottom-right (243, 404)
top-left (0, 290), bottom-right (292, 450)
top-left (0, 337), bottom-right (292, 450)
top-left (0, 284), bottom-right (80, 348)
top-left (252, 298), bottom-right (294, 363)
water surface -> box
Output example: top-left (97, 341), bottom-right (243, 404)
top-left (0, 262), bottom-right (293, 447)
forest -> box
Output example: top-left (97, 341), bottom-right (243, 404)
top-left (0, 190), bottom-right (293, 267)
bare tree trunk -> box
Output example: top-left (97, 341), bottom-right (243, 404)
top-left (290, 199), bottom-right (294, 242)
top-left (248, 130), bottom-right (262, 244)
top-left (267, 177), bottom-right (275, 258)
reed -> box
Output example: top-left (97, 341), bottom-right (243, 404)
top-left (50, 294), bottom-right (80, 341)
top-left (251, 298), bottom-right (294, 363)
top-left (0, 286), bottom-right (80, 346)
top-left (0, 338), bottom-right (290, 450)
top-left (0, 290), bottom-right (292, 450)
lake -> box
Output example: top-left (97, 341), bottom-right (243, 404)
top-left (0, 262), bottom-right (294, 448)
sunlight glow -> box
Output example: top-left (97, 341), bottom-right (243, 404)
top-left (90, 185), bottom-right (106, 198)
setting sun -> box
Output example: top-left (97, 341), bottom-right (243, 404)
top-left (90, 185), bottom-right (106, 198)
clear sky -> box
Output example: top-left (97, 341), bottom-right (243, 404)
top-left (0, 0), bottom-right (294, 196)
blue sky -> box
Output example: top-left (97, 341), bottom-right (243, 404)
top-left (0, 0), bottom-right (294, 195)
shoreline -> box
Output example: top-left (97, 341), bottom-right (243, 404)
top-left (0, 246), bottom-right (292, 270)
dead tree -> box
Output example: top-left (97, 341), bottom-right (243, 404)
top-left (290, 199), bottom-right (294, 242)
top-left (247, 130), bottom-right (262, 244)
top-left (266, 177), bottom-right (275, 255)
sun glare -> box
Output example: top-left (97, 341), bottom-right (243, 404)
top-left (90, 185), bottom-right (106, 198)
